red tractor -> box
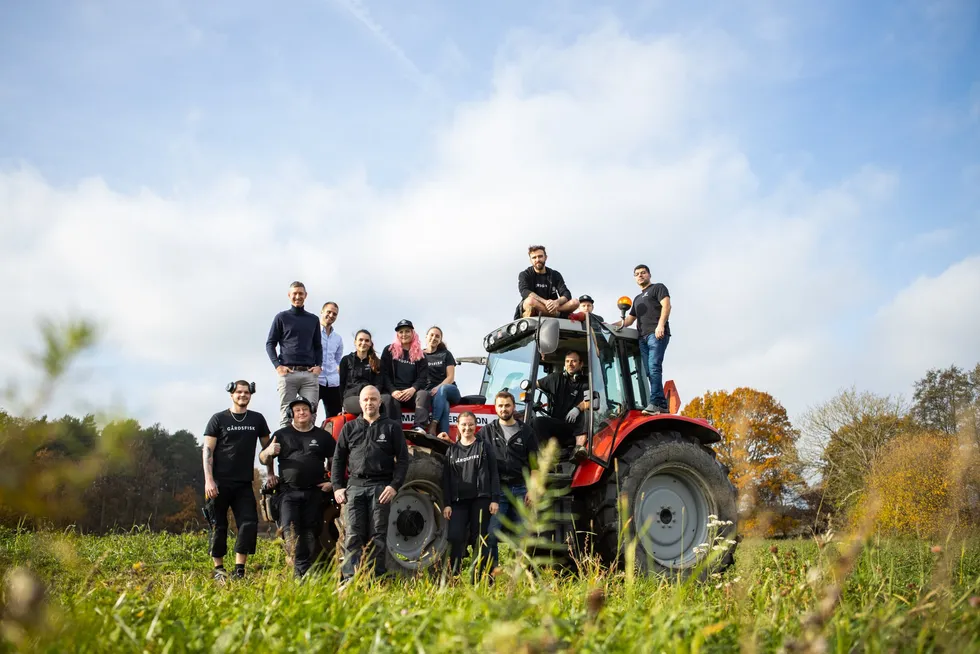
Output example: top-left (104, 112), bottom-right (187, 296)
top-left (322, 302), bottom-right (738, 577)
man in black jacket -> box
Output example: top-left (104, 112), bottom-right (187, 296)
top-left (332, 385), bottom-right (410, 584)
top-left (259, 395), bottom-right (335, 578)
top-left (480, 390), bottom-right (539, 570)
top-left (515, 245), bottom-right (580, 319)
top-left (533, 350), bottom-right (591, 461)
top-left (266, 281), bottom-right (323, 427)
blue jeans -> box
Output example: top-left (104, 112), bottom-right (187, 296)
top-left (487, 484), bottom-right (527, 569)
top-left (639, 333), bottom-right (670, 409)
top-left (430, 384), bottom-right (462, 434)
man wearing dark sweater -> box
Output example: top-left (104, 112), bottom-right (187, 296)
top-left (266, 281), bottom-right (323, 427)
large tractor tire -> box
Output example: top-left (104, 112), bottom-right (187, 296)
top-left (590, 431), bottom-right (737, 579)
top-left (384, 449), bottom-right (449, 576)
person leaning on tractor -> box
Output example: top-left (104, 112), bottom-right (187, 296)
top-left (441, 411), bottom-right (501, 580)
top-left (515, 245), bottom-right (580, 319)
top-left (380, 319), bottom-right (431, 434)
top-left (265, 281), bottom-right (323, 428)
top-left (479, 390), bottom-right (539, 571)
top-left (202, 380), bottom-right (275, 580)
top-left (259, 395), bottom-right (336, 578)
top-left (612, 264), bottom-right (672, 415)
top-left (317, 301), bottom-right (344, 419)
top-left (331, 385), bottom-right (410, 587)
top-left (577, 294), bottom-right (605, 324)
top-left (533, 350), bottom-right (591, 461)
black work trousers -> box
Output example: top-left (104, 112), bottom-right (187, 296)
top-left (448, 496), bottom-right (493, 577)
top-left (341, 483), bottom-right (391, 580)
top-left (207, 482), bottom-right (258, 558)
top-left (394, 389), bottom-right (431, 428)
top-left (318, 384), bottom-right (343, 418)
top-left (532, 414), bottom-right (585, 448)
top-left (280, 487), bottom-right (325, 577)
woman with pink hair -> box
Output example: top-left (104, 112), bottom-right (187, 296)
top-left (380, 319), bottom-right (431, 434)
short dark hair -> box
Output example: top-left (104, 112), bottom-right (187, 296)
top-left (528, 245), bottom-right (547, 256)
top-left (564, 350), bottom-right (582, 362)
top-left (290, 281), bottom-right (306, 290)
top-left (321, 301), bottom-right (338, 311)
top-left (232, 380), bottom-right (252, 393)
top-left (458, 410), bottom-right (477, 423)
top-left (633, 265), bottom-right (650, 274)
top-left (495, 390), bottom-right (516, 405)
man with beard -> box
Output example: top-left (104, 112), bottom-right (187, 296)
top-left (515, 245), bottom-right (580, 319)
top-left (332, 385), bottom-right (409, 587)
top-left (477, 390), bottom-right (539, 571)
top-left (203, 380), bottom-right (275, 580)
top-left (266, 281), bottom-right (323, 427)
top-left (260, 395), bottom-right (335, 578)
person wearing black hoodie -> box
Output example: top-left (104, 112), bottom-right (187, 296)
top-left (442, 411), bottom-right (501, 579)
top-left (380, 319), bottom-right (430, 433)
top-left (338, 329), bottom-right (399, 419)
top-left (266, 281), bottom-right (323, 427)
top-left (479, 390), bottom-right (539, 571)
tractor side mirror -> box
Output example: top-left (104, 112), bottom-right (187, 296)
top-left (537, 318), bottom-right (560, 355)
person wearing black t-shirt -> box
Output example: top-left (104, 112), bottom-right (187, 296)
top-left (260, 395), bottom-right (336, 578)
top-left (514, 245), bottom-right (580, 319)
top-left (332, 385), bottom-right (410, 585)
top-left (532, 350), bottom-right (591, 461)
top-left (442, 411), bottom-right (501, 579)
top-left (578, 294), bottom-right (605, 324)
top-left (338, 329), bottom-right (399, 418)
top-left (202, 380), bottom-right (274, 580)
top-left (613, 264), bottom-right (672, 414)
top-left (423, 326), bottom-right (460, 436)
top-left (380, 319), bottom-right (430, 433)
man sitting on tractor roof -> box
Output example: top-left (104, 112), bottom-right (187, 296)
top-left (533, 350), bottom-right (591, 462)
top-left (514, 244), bottom-right (580, 319)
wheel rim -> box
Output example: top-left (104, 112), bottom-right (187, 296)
top-left (386, 480), bottom-right (447, 571)
top-left (633, 463), bottom-right (712, 569)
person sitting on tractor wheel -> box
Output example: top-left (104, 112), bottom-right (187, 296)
top-left (514, 244), bottom-right (580, 319)
top-left (380, 320), bottom-right (431, 434)
top-left (577, 294), bottom-right (605, 324)
top-left (332, 385), bottom-right (410, 587)
top-left (532, 350), bottom-right (591, 462)
top-left (259, 395), bottom-right (336, 578)
top-left (479, 390), bottom-right (539, 571)
top-left (612, 264), bottom-right (672, 415)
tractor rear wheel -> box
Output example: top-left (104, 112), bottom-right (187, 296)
top-left (384, 449), bottom-right (449, 576)
top-left (590, 431), bottom-right (737, 578)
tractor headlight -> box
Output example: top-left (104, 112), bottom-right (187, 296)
top-left (518, 320), bottom-right (529, 332)
top-left (507, 323), bottom-right (518, 336)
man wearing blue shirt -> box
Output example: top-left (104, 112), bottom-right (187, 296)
top-left (266, 281), bottom-right (323, 427)
top-left (317, 301), bottom-right (344, 419)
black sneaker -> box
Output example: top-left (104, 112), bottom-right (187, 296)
top-left (642, 404), bottom-right (667, 415)
top-left (232, 566), bottom-right (245, 579)
top-left (572, 446), bottom-right (588, 462)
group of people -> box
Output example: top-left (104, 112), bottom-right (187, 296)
top-left (203, 243), bottom-right (672, 583)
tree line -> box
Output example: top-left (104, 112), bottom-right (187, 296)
top-left (681, 363), bottom-right (980, 537)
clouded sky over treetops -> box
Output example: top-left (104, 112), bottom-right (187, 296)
top-left (1, 0), bottom-right (978, 435)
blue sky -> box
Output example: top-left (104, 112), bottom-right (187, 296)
top-left (1, 0), bottom-right (978, 436)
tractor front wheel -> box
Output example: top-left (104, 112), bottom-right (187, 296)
top-left (384, 449), bottom-right (449, 576)
top-left (591, 432), bottom-right (737, 578)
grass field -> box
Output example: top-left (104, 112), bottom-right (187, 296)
top-left (1, 527), bottom-right (979, 653)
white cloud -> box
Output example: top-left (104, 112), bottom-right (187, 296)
top-left (2, 20), bottom-right (971, 435)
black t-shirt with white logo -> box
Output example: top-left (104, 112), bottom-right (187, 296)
top-left (518, 266), bottom-right (571, 303)
top-left (537, 370), bottom-right (588, 418)
top-left (629, 283), bottom-right (671, 338)
top-left (424, 349), bottom-right (457, 390)
top-left (273, 425), bottom-right (336, 490)
top-left (204, 410), bottom-right (271, 484)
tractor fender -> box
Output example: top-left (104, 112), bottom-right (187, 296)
top-left (571, 412), bottom-right (722, 488)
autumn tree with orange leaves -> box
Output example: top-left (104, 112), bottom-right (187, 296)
top-left (682, 387), bottom-right (807, 536)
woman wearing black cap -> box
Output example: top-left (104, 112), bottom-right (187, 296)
top-left (380, 319), bottom-right (431, 433)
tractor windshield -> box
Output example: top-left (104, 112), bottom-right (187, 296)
top-left (479, 336), bottom-right (536, 412)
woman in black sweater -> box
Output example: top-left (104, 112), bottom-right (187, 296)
top-left (380, 319), bottom-right (430, 433)
top-left (442, 411), bottom-right (501, 578)
top-left (338, 329), bottom-right (399, 418)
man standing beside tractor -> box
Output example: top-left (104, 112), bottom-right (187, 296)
top-left (613, 264), bottom-right (672, 415)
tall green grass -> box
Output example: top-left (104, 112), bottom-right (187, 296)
top-left (2, 527), bottom-right (978, 653)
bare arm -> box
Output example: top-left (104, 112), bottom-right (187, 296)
top-left (258, 435), bottom-right (277, 482)
top-left (203, 436), bottom-right (218, 499)
top-left (658, 297), bottom-right (671, 327)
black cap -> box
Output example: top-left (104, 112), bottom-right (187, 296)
top-left (395, 319), bottom-right (414, 331)
top-left (288, 395), bottom-right (313, 410)
top-left (579, 295), bottom-right (594, 303)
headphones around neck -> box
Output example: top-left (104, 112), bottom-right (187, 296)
top-left (227, 381), bottom-right (257, 394)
